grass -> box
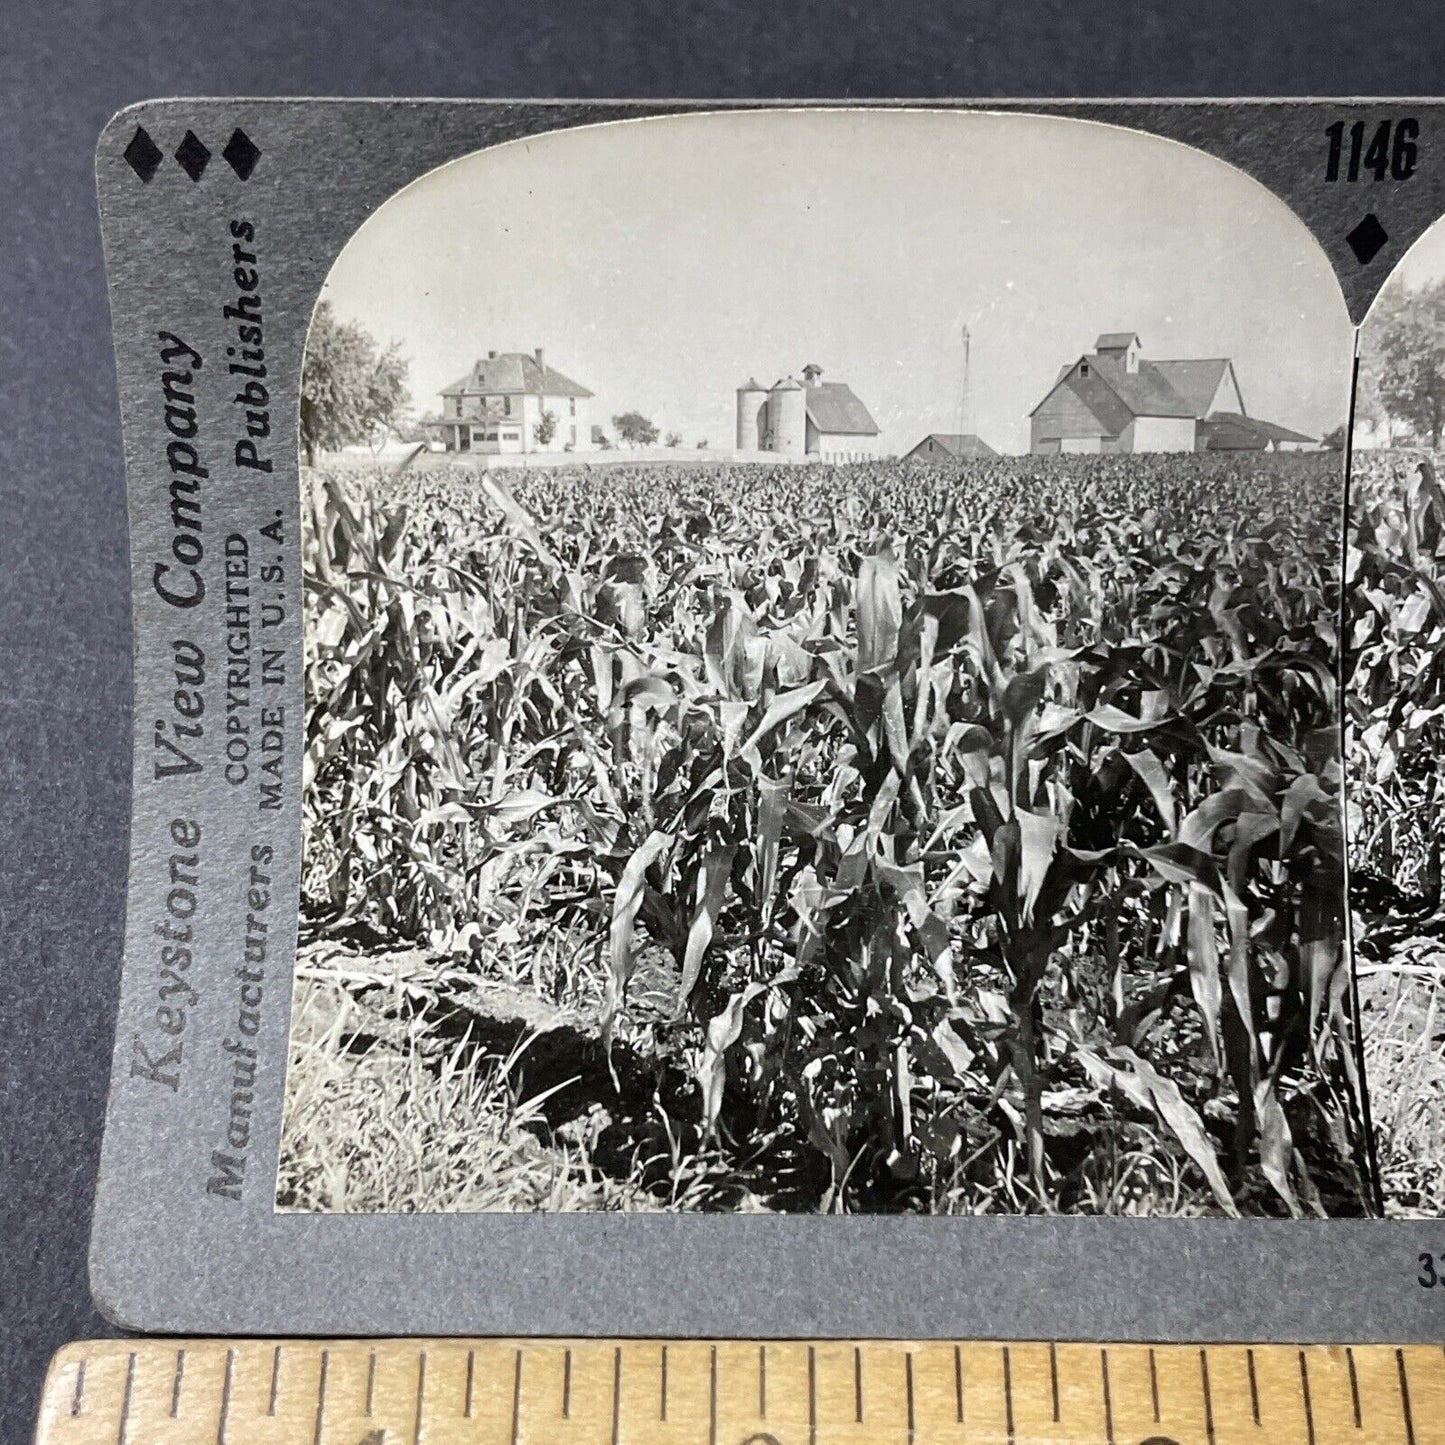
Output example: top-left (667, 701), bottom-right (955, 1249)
top-left (1357, 949), bottom-right (1445, 1218)
top-left (277, 969), bottom-right (659, 1213)
top-left (277, 939), bottom-right (1227, 1216)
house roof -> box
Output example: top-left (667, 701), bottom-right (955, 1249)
top-left (804, 381), bottom-right (879, 436)
top-left (908, 433), bottom-right (998, 458)
top-left (1095, 331), bottom-right (1141, 351)
top-left (1200, 412), bottom-right (1315, 449)
top-left (441, 353), bottom-right (593, 399)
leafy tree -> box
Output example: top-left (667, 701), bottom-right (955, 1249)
top-left (612, 411), bottom-right (659, 447)
top-left (534, 409), bottom-right (559, 447)
top-left (1321, 424), bottom-right (1347, 451)
top-left (1370, 278), bottom-right (1445, 447)
top-left (300, 302), bottom-right (410, 465)
top-left (665, 430), bottom-right (683, 448)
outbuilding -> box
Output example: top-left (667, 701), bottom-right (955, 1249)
top-left (737, 364), bottom-right (883, 461)
top-left (1028, 332), bottom-right (1313, 455)
top-left (905, 433), bottom-right (998, 461)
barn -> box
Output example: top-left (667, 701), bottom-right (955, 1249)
top-left (905, 433), bottom-right (997, 461)
top-left (737, 364), bottom-right (883, 461)
top-left (1028, 332), bottom-right (1314, 455)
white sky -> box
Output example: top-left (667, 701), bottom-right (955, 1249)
top-left (319, 109), bottom-right (1354, 455)
top-left (1377, 217), bottom-right (1445, 294)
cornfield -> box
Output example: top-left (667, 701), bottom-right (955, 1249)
top-left (293, 451), bottom-right (1373, 1216)
top-left (1347, 451), bottom-right (1445, 1217)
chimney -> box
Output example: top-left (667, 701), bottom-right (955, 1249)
top-left (802, 363), bottom-right (823, 387)
top-left (487, 350), bottom-right (498, 359)
top-left (534, 347), bottom-right (546, 368)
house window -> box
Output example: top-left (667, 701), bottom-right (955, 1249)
top-left (569, 398), bottom-right (576, 417)
top-left (504, 396), bottom-right (513, 417)
top-left (1079, 363), bottom-right (1090, 377)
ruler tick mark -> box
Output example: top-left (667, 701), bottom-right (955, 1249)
top-left (660, 1346), bottom-right (668, 1422)
top-left (808, 1346), bottom-right (817, 1445)
top-left (1100, 1350), bottom-right (1114, 1445)
top-left (70, 1358), bottom-right (86, 1418)
top-left (611, 1347), bottom-right (621, 1445)
top-left (1003, 1347), bottom-right (1015, 1445)
top-left (270, 1345), bottom-right (283, 1416)
top-left (1346, 1347), bottom-right (1361, 1428)
top-left (217, 1349), bottom-right (235, 1445)
top-left (1396, 1349), bottom-right (1417, 1445)
top-left (854, 1346), bottom-right (864, 1422)
top-left (759, 1344), bottom-right (767, 1419)
top-left (116, 1353), bottom-right (135, 1445)
top-left (954, 1345), bottom-right (964, 1424)
top-left (313, 1350), bottom-right (330, 1445)
top-left (1049, 1342), bottom-right (1059, 1423)
top-left (511, 1350), bottom-right (522, 1445)
top-left (1148, 1348), bottom-right (1161, 1424)
top-left (414, 1351), bottom-right (427, 1445)
top-left (465, 1351), bottom-right (475, 1420)
top-left (366, 1350), bottom-right (376, 1417)
top-left (905, 1352), bottom-right (916, 1445)
top-left (170, 1349), bottom-right (185, 1418)
top-left (1200, 1350), bottom-right (1216, 1445)
top-left (563, 1348), bottom-right (572, 1418)
top-left (1247, 1348), bottom-right (1260, 1426)
top-left (1299, 1352), bottom-right (1316, 1445)
top-left (709, 1346), bottom-right (717, 1445)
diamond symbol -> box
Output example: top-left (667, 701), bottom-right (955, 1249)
top-left (174, 131), bottom-right (210, 182)
top-left (221, 128), bottom-right (261, 180)
top-left (123, 127), bottom-right (163, 183)
top-left (1346, 213), bottom-right (1389, 266)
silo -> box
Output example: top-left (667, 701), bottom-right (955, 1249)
top-left (768, 377), bottom-right (806, 455)
top-left (736, 378), bottom-right (768, 451)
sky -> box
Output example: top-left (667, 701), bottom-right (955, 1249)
top-left (319, 109), bottom-right (1356, 456)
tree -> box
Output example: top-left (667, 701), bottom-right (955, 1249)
top-left (612, 411), bottom-right (659, 447)
top-left (299, 302), bottom-right (410, 465)
top-left (534, 409), bottom-right (558, 448)
top-left (1370, 278), bottom-right (1445, 447)
top-left (665, 430), bottom-right (683, 448)
top-left (1321, 424), bottom-right (1347, 451)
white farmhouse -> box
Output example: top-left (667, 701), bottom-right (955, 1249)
top-left (431, 349), bottom-right (594, 455)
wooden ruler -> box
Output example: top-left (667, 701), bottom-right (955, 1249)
top-left (34, 1339), bottom-right (1445, 1445)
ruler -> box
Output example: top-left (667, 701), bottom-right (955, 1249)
top-left (34, 1339), bottom-right (1445, 1445)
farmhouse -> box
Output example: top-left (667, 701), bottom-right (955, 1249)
top-left (737, 364), bottom-right (883, 461)
top-left (430, 349), bottom-right (594, 455)
top-left (1028, 332), bottom-right (1315, 455)
top-left (906, 433), bottom-right (998, 461)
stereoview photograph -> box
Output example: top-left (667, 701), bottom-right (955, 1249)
top-left (278, 109), bottom-right (1366, 1217)
top-left (1348, 212), bottom-right (1445, 1220)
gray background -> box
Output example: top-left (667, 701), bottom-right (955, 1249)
top-left (6, 3), bottom-right (1445, 1442)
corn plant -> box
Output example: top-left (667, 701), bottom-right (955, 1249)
top-left (302, 451), bottom-right (1371, 1214)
